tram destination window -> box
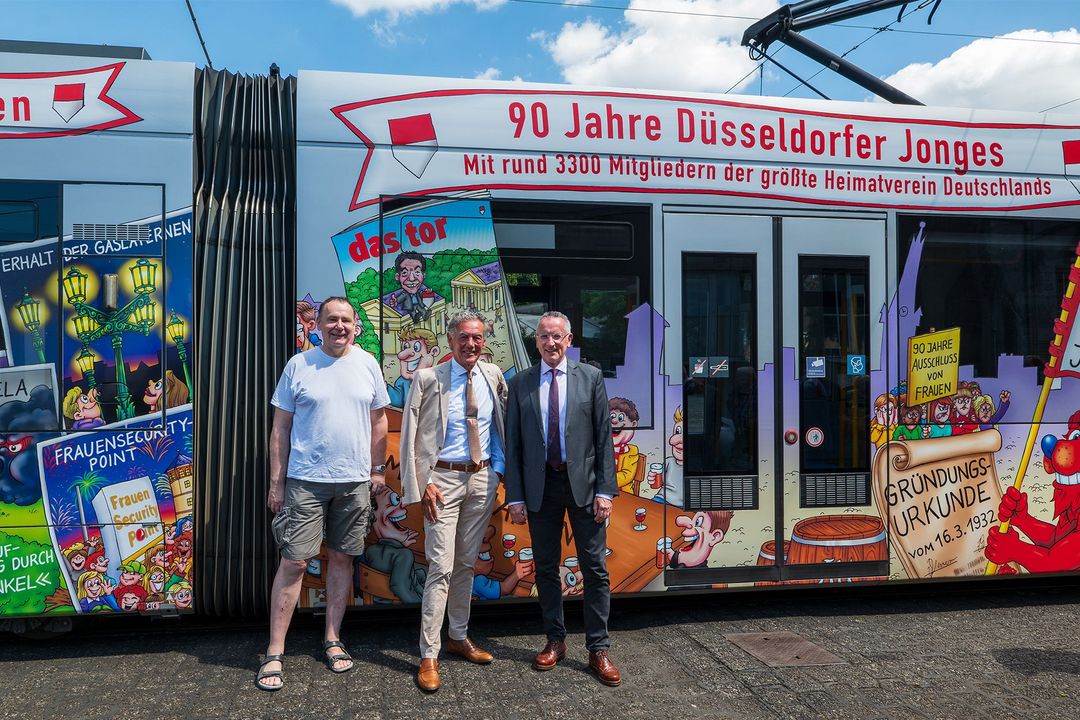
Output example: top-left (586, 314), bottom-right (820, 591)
top-left (493, 201), bottom-right (650, 382)
top-left (899, 215), bottom-right (1080, 387)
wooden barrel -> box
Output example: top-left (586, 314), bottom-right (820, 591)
top-left (755, 540), bottom-right (788, 587)
top-left (788, 514), bottom-right (887, 565)
top-left (756, 540), bottom-right (789, 566)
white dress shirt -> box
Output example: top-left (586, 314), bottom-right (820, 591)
top-left (435, 358), bottom-right (504, 475)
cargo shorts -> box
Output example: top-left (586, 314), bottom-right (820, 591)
top-left (272, 478), bottom-right (373, 560)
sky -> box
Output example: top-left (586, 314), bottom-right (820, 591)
top-left (1, 0), bottom-right (1079, 113)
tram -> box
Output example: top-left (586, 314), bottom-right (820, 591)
top-left (1, 42), bottom-right (1079, 621)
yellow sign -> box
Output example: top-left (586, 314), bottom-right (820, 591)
top-left (908, 328), bottom-right (960, 404)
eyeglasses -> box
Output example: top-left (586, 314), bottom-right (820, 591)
top-left (537, 333), bottom-right (566, 342)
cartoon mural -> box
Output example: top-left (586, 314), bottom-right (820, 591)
top-left (0, 209), bottom-right (194, 618)
top-left (290, 70), bottom-right (1080, 608)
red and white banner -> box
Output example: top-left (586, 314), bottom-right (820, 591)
top-left (331, 87), bottom-right (1080, 213)
top-left (0, 63), bottom-right (141, 139)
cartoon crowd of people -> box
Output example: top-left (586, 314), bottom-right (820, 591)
top-left (63, 518), bottom-right (194, 614)
top-left (873, 380), bottom-right (1012, 446)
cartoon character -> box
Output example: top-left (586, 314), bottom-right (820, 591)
top-left (296, 299), bottom-right (320, 351)
top-left (116, 561), bottom-right (145, 589)
top-left (892, 399), bottom-right (925, 441)
top-left (388, 251), bottom-right (432, 323)
top-left (63, 386), bottom-right (105, 429)
top-left (144, 544), bottom-right (166, 570)
top-left (386, 328), bottom-right (440, 408)
top-left (76, 570), bottom-right (118, 612)
top-left (168, 580), bottom-right (193, 609)
top-left (62, 539), bottom-right (99, 577)
top-left (142, 564), bottom-right (168, 602)
top-left (0, 385), bottom-right (58, 505)
top-left (87, 550), bottom-right (116, 587)
top-left (0, 433), bottom-right (40, 506)
top-left (169, 532), bottom-right (193, 581)
top-left (648, 406), bottom-right (684, 507)
top-left (471, 525), bottom-right (535, 600)
top-left (560, 557), bottom-right (584, 596)
top-left (950, 382), bottom-right (978, 435)
top-left (361, 483), bottom-right (427, 603)
top-left (664, 511), bottom-right (734, 569)
top-left (926, 397), bottom-right (953, 438)
top-left (985, 409), bottom-right (1080, 573)
top-left (871, 393), bottom-right (898, 447)
top-left (976, 391), bottom-right (1011, 430)
top-left (353, 308), bottom-right (364, 344)
top-left (114, 586), bottom-right (147, 612)
top-left (609, 397), bottom-right (642, 493)
top-left (143, 370), bottom-right (190, 412)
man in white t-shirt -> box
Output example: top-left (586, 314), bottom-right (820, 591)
top-left (255, 297), bottom-right (390, 692)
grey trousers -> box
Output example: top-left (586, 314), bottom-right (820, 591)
top-left (527, 467), bottom-right (610, 651)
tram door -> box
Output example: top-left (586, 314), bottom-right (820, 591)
top-left (662, 211), bottom-right (888, 585)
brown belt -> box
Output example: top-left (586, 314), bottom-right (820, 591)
top-left (435, 459), bottom-right (490, 473)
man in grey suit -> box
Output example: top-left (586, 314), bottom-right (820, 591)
top-left (504, 311), bottom-right (622, 687)
top-left (400, 310), bottom-right (508, 692)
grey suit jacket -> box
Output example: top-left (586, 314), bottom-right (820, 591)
top-left (399, 360), bottom-right (508, 506)
top-left (504, 359), bottom-right (618, 512)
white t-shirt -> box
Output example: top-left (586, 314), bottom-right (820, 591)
top-left (271, 346), bottom-right (390, 483)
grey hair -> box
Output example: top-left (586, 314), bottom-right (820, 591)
top-left (447, 310), bottom-right (488, 336)
top-left (539, 310), bottom-right (571, 333)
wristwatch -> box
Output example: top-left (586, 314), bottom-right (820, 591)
top-left (372, 464), bottom-right (387, 475)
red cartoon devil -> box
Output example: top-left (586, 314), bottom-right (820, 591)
top-left (984, 409), bottom-right (1080, 572)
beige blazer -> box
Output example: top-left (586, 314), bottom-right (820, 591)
top-left (400, 360), bottom-right (508, 506)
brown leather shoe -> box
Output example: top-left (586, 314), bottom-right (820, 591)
top-left (415, 658), bottom-right (440, 692)
top-left (589, 650), bottom-right (621, 687)
top-left (532, 639), bottom-right (567, 671)
top-left (446, 637), bottom-right (493, 664)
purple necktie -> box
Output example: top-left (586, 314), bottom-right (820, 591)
top-left (546, 368), bottom-right (561, 467)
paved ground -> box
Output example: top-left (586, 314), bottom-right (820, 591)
top-left (1, 580), bottom-right (1078, 720)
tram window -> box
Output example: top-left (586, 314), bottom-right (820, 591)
top-left (682, 253), bottom-right (757, 476)
top-left (899, 215), bottom-right (1080, 383)
top-left (493, 202), bottom-right (650, 378)
top-left (798, 256), bottom-right (870, 475)
top-left (0, 180), bottom-right (59, 243)
top-left (0, 181), bottom-right (61, 431)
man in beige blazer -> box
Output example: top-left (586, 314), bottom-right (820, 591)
top-left (400, 310), bottom-right (507, 692)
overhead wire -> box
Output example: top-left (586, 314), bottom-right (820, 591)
top-left (508, 0), bottom-right (1080, 110)
top-left (184, 0), bottom-right (214, 69)
top-left (779, 0), bottom-right (937, 98)
top-left (504, 0), bottom-right (1080, 47)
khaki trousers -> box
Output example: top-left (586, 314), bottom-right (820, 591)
top-left (419, 466), bottom-right (498, 659)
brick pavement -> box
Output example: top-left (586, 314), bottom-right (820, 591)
top-left (0, 582), bottom-right (1078, 720)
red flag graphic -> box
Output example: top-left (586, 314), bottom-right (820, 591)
top-left (53, 83), bottom-right (84, 103)
top-left (387, 114), bottom-right (438, 179)
top-left (388, 114), bottom-right (436, 146)
top-left (52, 82), bottom-right (86, 123)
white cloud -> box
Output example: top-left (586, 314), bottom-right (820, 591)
top-left (331, 0), bottom-right (506, 20)
top-left (881, 29), bottom-right (1080, 112)
top-left (535, 0), bottom-right (778, 93)
top-left (474, 67), bottom-right (524, 82)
